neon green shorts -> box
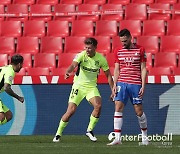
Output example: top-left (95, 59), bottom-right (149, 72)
top-left (68, 84), bottom-right (101, 106)
top-left (0, 99), bottom-right (9, 113)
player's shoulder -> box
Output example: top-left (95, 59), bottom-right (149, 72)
top-left (3, 65), bottom-right (14, 73)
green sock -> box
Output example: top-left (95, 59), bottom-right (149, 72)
top-left (56, 119), bottom-right (68, 136)
top-left (87, 115), bottom-right (99, 132)
top-left (0, 117), bottom-right (7, 125)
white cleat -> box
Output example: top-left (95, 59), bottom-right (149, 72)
top-left (53, 135), bottom-right (61, 143)
top-left (107, 139), bottom-right (121, 146)
top-left (142, 136), bottom-right (149, 145)
top-left (86, 131), bottom-right (97, 142)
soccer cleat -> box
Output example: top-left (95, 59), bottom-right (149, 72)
top-left (53, 135), bottom-right (61, 143)
top-left (142, 136), bottom-right (149, 145)
top-left (86, 131), bottom-right (97, 142)
top-left (107, 139), bottom-right (121, 146)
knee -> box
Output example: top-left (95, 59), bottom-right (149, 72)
top-left (5, 111), bottom-right (13, 122)
top-left (94, 102), bottom-right (102, 111)
top-left (136, 111), bottom-right (143, 117)
top-left (0, 113), bottom-right (5, 122)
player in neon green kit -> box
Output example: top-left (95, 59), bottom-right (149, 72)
top-left (0, 54), bottom-right (24, 125)
top-left (53, 38), bottom-right (114, 142)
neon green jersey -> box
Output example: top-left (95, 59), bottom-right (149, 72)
top-left (73, 51), bottom-right (109, 87)
top-left (0, 65), bottom-right (15, 93)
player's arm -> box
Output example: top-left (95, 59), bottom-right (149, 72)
top-left (113, 63), bottom-right (120, 94)
top-left (4, 83), bottom-right (24, 103)
top-left (65, 61), bottom-right (79, 79)
top-left (139, 62), bottom-right (147, 98)
top-left (104, 69), bottom-right (114, 90)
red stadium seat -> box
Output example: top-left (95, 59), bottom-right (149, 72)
top-left (1, 21), bottom-right (22, 37)
top-left (34, 53), bottom-right (56, 68)
top-left (106, 53), bottom-right (115, 68)
top-left (101, 4), bottom-right (123, 21)
top-left (125, 4), bottom-right (147, 20)
top-left (172, 68), bottom-right (180, 75)
top-left (64, 36), bottom-right (86, 53)
top-left (16, 67), bottom-right (26, 75)
top-left (29, 4), bottom-right (52, 21)
top-left (172, 3), bottom-right (180, 20)
top-left (54, 4), bottom-right (76, 22)
top-left (146, 52), bottom-right (153, 70)
top-left (77, 4), bottom-right (99, 21)
top-left (13, 0), bottom-right (35, 4)
top-left (50, 67), bottom-right (70, 75)
top-left (95, 20), bottom-right (117, 37)
top-left (108, 0), bottom-right (130, 5)
top-left (40, 37), bottom-right (63, 54)
top-left (0, 0), bottom-right (11, 5)
top-left (93, 36), bottom-right (111, 55)
top-left (148, 3), bottom-right (171, 20)
top-left (0, 37), bottom-right (15, 54)
top-left (47, 20), bottom-right (69, 37)
top-left (148, 67), bottom-right (172, 75)
top-left (16, 37), bottom-right (39, 54)
top-left (27, 67), bottom-right (50, 75)
top-left (142, 20), bottom-right (165, 36)
top-left (36, 0), bottom-right (58, 5)
top-left (160, 36), bottom-right (180, 53)
top-left (0, 5), bottom-right (5, 21)
top-left (58, 53), bottom-right (77, 67)
top-left (136, 36), bottom-right (159, 54)
top-left (71, 20), bottom-right (94, 37)
top-left (60, 0), bottom-right (83, 5)
top-left (155, 0), bottom-right (177, 4)
top-left (167, 20), bottom-right (180, 36)
top-left (112, 36), bottom-right (121, 52)
top-left (84, 0), bottom-right (106, 4)
top-left (131, 0), bottom-right (154, 4)
top-left (0, 54), bottom-right (8, 66)
top-left (23, 20), bottom-right (45, 37)
top-left (120, 20), bottom-right (141, 37)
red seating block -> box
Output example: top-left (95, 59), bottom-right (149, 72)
top-left (0, 37), bottom-right (15, 54)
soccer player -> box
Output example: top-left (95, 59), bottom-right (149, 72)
top-left (107, 29), bottom-right (148, 145)
top-left (0, 54), bottom-right (24, 125)
top-left (53, 37), bottom-right (114, 142)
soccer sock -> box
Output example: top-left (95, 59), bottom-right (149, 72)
top-left (87, 115), bottom-right (99, 132)
top-left (56, 119), bottom-right (68, 136)
top-left (0, 117), bottom-right (7, 125)
top-left (137, 112), bottom-right (147, 137)
top-left (114, 112), bottom-right (123, 140)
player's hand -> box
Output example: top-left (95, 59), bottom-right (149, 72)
top-left (138, 87), bottom-right (145, 99)
top-left (109, 93), bottom-right (115, 102)
top-left (64, 73), bottom-right (70, 79)
top-left (18, 96), bottom-right (24, 103)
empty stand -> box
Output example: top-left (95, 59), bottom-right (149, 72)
top-left (64, 36), bottom-right (86, 53)
top-left (146, 52), bottom-right (153, 70)
top-left (148, 67), bottom-right (172, 75)
top-left (172, 3), bottom-right (180, 20)
top-left (136, 36), bottom-right (159, 54)
top-left (142, 20), bottom-right (165, 36)
top-left (16, 37), bottom-right (39, 54)
top-left (36, 0), bottom-right (59, 5)
top-left (60, 0), bottom-right (83, 5)
top-left (47, 20), bottom-right (69, 37)
top-left (155, 0), bottom-right (177, 4)
top-left (0, 37), bottom-right (15, 54)
top-left (125, 4), bottom-right (147, 20)
top-left (167, 20), bottom-right (180, 36)
top-left (0, 54), bottom-right (8, 66)
top-left (58, 53), bottom-right (77, 67)
top-left (95, 20), bottom-right (117, 37)
top-left (84, 0), bottom-right (106, 4)
top-left (50, 67), bottom-right (69, 75)
top-left (27, 67), bottom-right (50, 75)
top-left (13, 0), bottom-right (35, 4)
top-left (0, 0), bottom-right (11, 5)
top-left (71, 20), bottom-right (94, 37)
top-left (1, 21), bottom-right (22, 37)
top-left (106, 53), bottom-right (115, 68)
top-left (40, 37), bottom-right (63, 54)
top-left (131, 0), bottom-right (154, 4)
top-left (23, 20), bottom-right (45, 37)
top-left (172, 68), bottom-right (180, 75)
top-left (101, 4), bottom-right (123, 21)
top-left (0, 5), bottom-right (5, 21)
top-left (108, 0), bottom-right (130, 5)
top-left (16, 67), bottom-right (26, 75)
top-left (112, 36), bottom-right (122, 52)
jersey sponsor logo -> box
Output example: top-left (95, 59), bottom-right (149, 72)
top-left (82, 66), bottom-right (99, 73)
top-left (124, 57), bottom-right (134, 66)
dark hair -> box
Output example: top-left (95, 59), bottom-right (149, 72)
top-left (84, 37), bottom-right (98, 47)
top-left (118, 29), bottom-right (131, 37)
top-left (11, 54), bottom-right (24, 65)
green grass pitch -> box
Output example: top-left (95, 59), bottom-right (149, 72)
top-left (0, 135), bottom-right (179, 154)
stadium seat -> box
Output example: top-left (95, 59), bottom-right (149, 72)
top-left (50, 67), bottom-right (70, 75)
top-left (167, 20), bottom-right (180, 36)
top-left (0, 0), bottom-right (11, 5)
top-left (0, 5), bottom-right (5, 21)
top-left (23, 20), bottom-right (45, 37)
top-left (13, 0), bottom-right (35, 4)
top-left (106, 53), bottom-right (115, 68)
top-left (160, 36), bottom-right (180, 53)
top-left (172, 67), bottom-right (180, 75)
top-left (101, 4), bottom-right (123, 21)
top-left (16, 37), bottom-right (39, 54)
top-left (172, 3), bottom-right (180, 20)
top-left (36, 0), bottom-right (59, 5)
top-left (95, 20), bottom-right (117, 37)
top-left (108, 0), bottom-right (130, 5)
top-left (142, 20), bottom-right (165, 36)
top-left (71, 20), bottom-right (94, 37)
top-left (60, 0), bottom-right (82, 5)
top-left (0, 37), bottom-right (15, 54)
top-left (120, 20), bottom-right (141, 37)
top-left (146, 52), bottom-right (153, 70)
top-left (131, 0), bottom-right (154, 4)
top-left (29, 4), bottom-right (52, 21)
top-left (136, 36), bottom-right (159, 54)
top-left (47, 20), bottom-right (69, 37)
top-left (1, 21), bottom-right (22, 37)
top-left (6, 4), bottom-right (28, 21)
top-left (58, 53), bottom-right (77, 68)
top-left (26, 67), bottom-right (50, 75)
top-left (40, 37), bottom-right (63, 54)
top-left (16, 67), bottom-right (26, 75)
top-left (148, 67), bottom-right (172, 75)
top-left (64, 36), bottom-right (86, 53)
top-left (112, 36), bottom-right (122, 52)
top-left (93, 36), bottom-right (111, 55)
top-left (125, 4), bottom-right (147, 20)
top-left (0, 54), bottom-right (8, 66)
top-left (54, 4), bottom-right (76, 22)
top-left (77, 4), bottom-right (99, 21)
top-left (84, 0), bottom-right (106, 4)
top-left (148, 3), bottom-right (171, 20)
top-left (155, 0), bottom-right (177, 4)
top-left (34, 53), bottom-right (56, 68)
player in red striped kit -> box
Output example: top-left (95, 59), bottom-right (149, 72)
top-left (107, 29), bottom-right (149, 145)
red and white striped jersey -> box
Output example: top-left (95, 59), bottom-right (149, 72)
top-left (114, 44), bottom-right (146, 85)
